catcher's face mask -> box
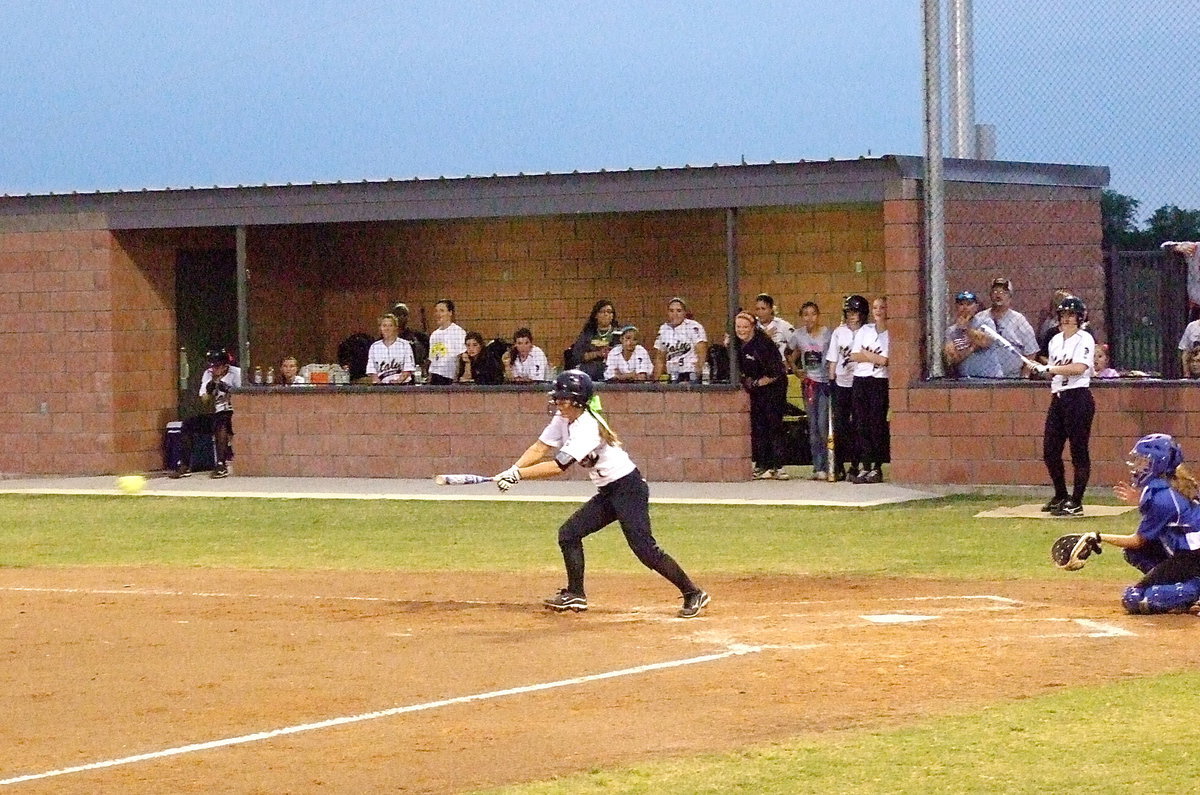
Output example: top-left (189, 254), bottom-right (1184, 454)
top-left (1127, 450), bottom-right (1152, 487)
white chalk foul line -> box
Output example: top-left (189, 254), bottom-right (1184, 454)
top-left (0, 644), bottom-right (762, 787)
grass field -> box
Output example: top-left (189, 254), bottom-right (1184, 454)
top-left (5, 492), bottom-right (1200, 791)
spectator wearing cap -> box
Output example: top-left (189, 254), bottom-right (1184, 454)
top-left (944, 290), bottom-right (1001, 378)
top-left (973, 277), bottom-right (1038, 378)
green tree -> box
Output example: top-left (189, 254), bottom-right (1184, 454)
top-left (1146, 205), bottom-right (1200, 244)
top-left (1101, 189), bottom-right (1140, 248)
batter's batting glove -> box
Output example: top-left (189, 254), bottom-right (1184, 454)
top-left (496, 465), bottom-right (521, 492)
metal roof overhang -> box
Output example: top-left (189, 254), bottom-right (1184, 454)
top-left (0, 155), bottom-right (1109, 231)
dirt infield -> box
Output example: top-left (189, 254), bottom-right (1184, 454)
top-left (2, 567), bottom-right (1196, 792)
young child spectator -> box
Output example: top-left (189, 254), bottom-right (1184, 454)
top-left (1177, 314), bottom-right (1200, 375)
top-left (570, 299), bottom-right (620, 382)
top-left (457, 331), bottom-right (504, 384)
top-left (1094, 344), bottom-right (1120, 378)
top-left (505, 327), bottom-right (551, 383)
top-left (788, 301), bottom-right (832, 480)
top-left (605, 326), bottom-right (654, 382)
top-left (1185, 349), bottom-right (1200, 380)
top-left (278, 356), bottom-right (306, 385)
top-left (367, 313), bottom-right (417, 384)
top-left (172, 348), bottom-right (241, 479)
top-left (652, 297), bottom-right (707, 382)
top-left (428, 299), bottom-right (467, 385)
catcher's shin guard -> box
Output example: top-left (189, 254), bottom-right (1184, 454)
top-left (1122, 578), bottom-right (1200, 614)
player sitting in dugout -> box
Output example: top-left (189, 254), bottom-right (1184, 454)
top-left (1056, 433), bottom-right (1200, 614)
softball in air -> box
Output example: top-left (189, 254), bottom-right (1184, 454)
top-left (116, 475), bottom-right (146, 494)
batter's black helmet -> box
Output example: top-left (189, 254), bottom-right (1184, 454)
top-left (549, 369), bottom-right (594, 407)
top-left (1056, 295), bottom-right (1087, 322)
top-left (205, 348), bottom-right (232, 366)
top-left (843, 294), bottom-right (869, 318)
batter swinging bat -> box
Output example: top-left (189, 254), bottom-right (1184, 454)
top-left (977, 324), bottom-right (1042, 371)
top-left (433, 473), bottom-right (496, 486)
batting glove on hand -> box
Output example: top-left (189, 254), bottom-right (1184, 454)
top-left (1033, 363), bottom-right (1050, 375)
top-left (496, 465), bottom-right (521, 492)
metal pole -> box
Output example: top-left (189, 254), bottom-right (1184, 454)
top-left (947, 0), bottom-right (976, 158)
top-left (236, 225), bottom-right (250, 376)
top-left (725, 208), bottom-right (741, 383)
top-left (924, 0), bottom-right (948, 378)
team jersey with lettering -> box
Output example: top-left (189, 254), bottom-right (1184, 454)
top-left (366, 337), bottom-right (416, 383)
top-left (850, 324), bottom-right (889, 379)
top-left (825, 324), bottom-right (858, 388)
top-left (1047, 329), bottom-right (1094, 393)
top-left (653, 319), bottom-right (707, 375)
top-left (198, 366), bottom-right (242, 413)
top-left (1137, 478), bottom-right (1200, 555)
top-left (538, 410), bottom-right (636, 487)
top-left (604, 345), bottom-right (654, 380)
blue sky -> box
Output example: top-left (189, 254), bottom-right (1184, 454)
top-left (1, 1), bottom-right (1193, 217)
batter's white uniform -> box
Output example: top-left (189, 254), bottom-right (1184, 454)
top-left (428, 323), bottom-right (467, 380)
top-left (1048, 329), bottom-right (1095, 393)
top-left (199, 366), bottom-right (242, 412)
top-left (538, 410), bottom-right (636, 487)
top-left (653, 319), bottom-right (707, 376)
top-left (509, 345), bottom-right (551, 381)
top-left (366, 337), bottom-right (416, 383)
top-left (604, 345), bottom-right (654, 380)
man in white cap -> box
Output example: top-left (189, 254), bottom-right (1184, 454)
top-left (973, 277), bottom-right (1038, 378)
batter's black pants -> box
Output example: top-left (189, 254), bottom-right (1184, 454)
top-left (831, 383), bottom-right (859, 474)
top-left (851, 376), bottom-right (889, 471)
top-left (1043, 387), bottom-right (1094, 502)
top-left (557, 469), bottom-right (696, 597)
top-left (748, 381), bottom-right (788, 470)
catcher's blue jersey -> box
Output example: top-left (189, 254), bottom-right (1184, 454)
top-left (1137, 478), bottom-right (1200, 555)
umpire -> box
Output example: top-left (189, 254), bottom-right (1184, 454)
top-left (1038, 296), bottom-right (1095, 517)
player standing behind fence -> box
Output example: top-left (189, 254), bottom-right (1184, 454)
top-left (826, 295), bottom-right (866, 482)
top-left (1036, 296), bottom-right (1095, 517)
top-left (492, 369), bottom-right (710, 618)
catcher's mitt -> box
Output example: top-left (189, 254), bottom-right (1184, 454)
top-left (1051, 532), bottom-right (1103, 571)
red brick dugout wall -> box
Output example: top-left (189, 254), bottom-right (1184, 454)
top-left (233, 386), bottom-right (750, 482)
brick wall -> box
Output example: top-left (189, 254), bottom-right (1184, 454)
top-left (244, 205), bottom-right (887, 371)
top-left (233, 386), bottom-right (750, 482)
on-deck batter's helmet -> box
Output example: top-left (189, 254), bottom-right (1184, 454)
top-left (1056, 295), bottom-right (1088, 323)
top-left (206, 348), bottom-right (232, 366)
top-left (549, 369), bottom-right (594, 407)
top-left (843, 294), bottom-right (869, 318)
top-left (1128, 433), bottom-right (1183, 487)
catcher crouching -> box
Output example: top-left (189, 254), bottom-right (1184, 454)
top-left (1051, 433), bottom-right (1200, 614)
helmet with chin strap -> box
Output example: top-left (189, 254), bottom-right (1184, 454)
top-left (1128, 433), bottom-right (1183, 487)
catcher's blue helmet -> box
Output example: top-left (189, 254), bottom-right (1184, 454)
top-left (549, 369), bottom-right (594, 408)
top-left (1128, 433), bottom-right (1183, 487)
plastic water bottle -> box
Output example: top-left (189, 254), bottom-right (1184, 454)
top-left (667, 357), bottom-right (680, 383)
top-left (254, 366), bottom-right (263, 384)
top-left (701, 363), bottom-right (711, 384)
top-left (266, 367), bottom-right (275, 384)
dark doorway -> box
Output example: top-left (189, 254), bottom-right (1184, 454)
top-left (1105, 249), bottom-right (1186, 378)
top-left (176, 249), bottom-right (238, 418)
